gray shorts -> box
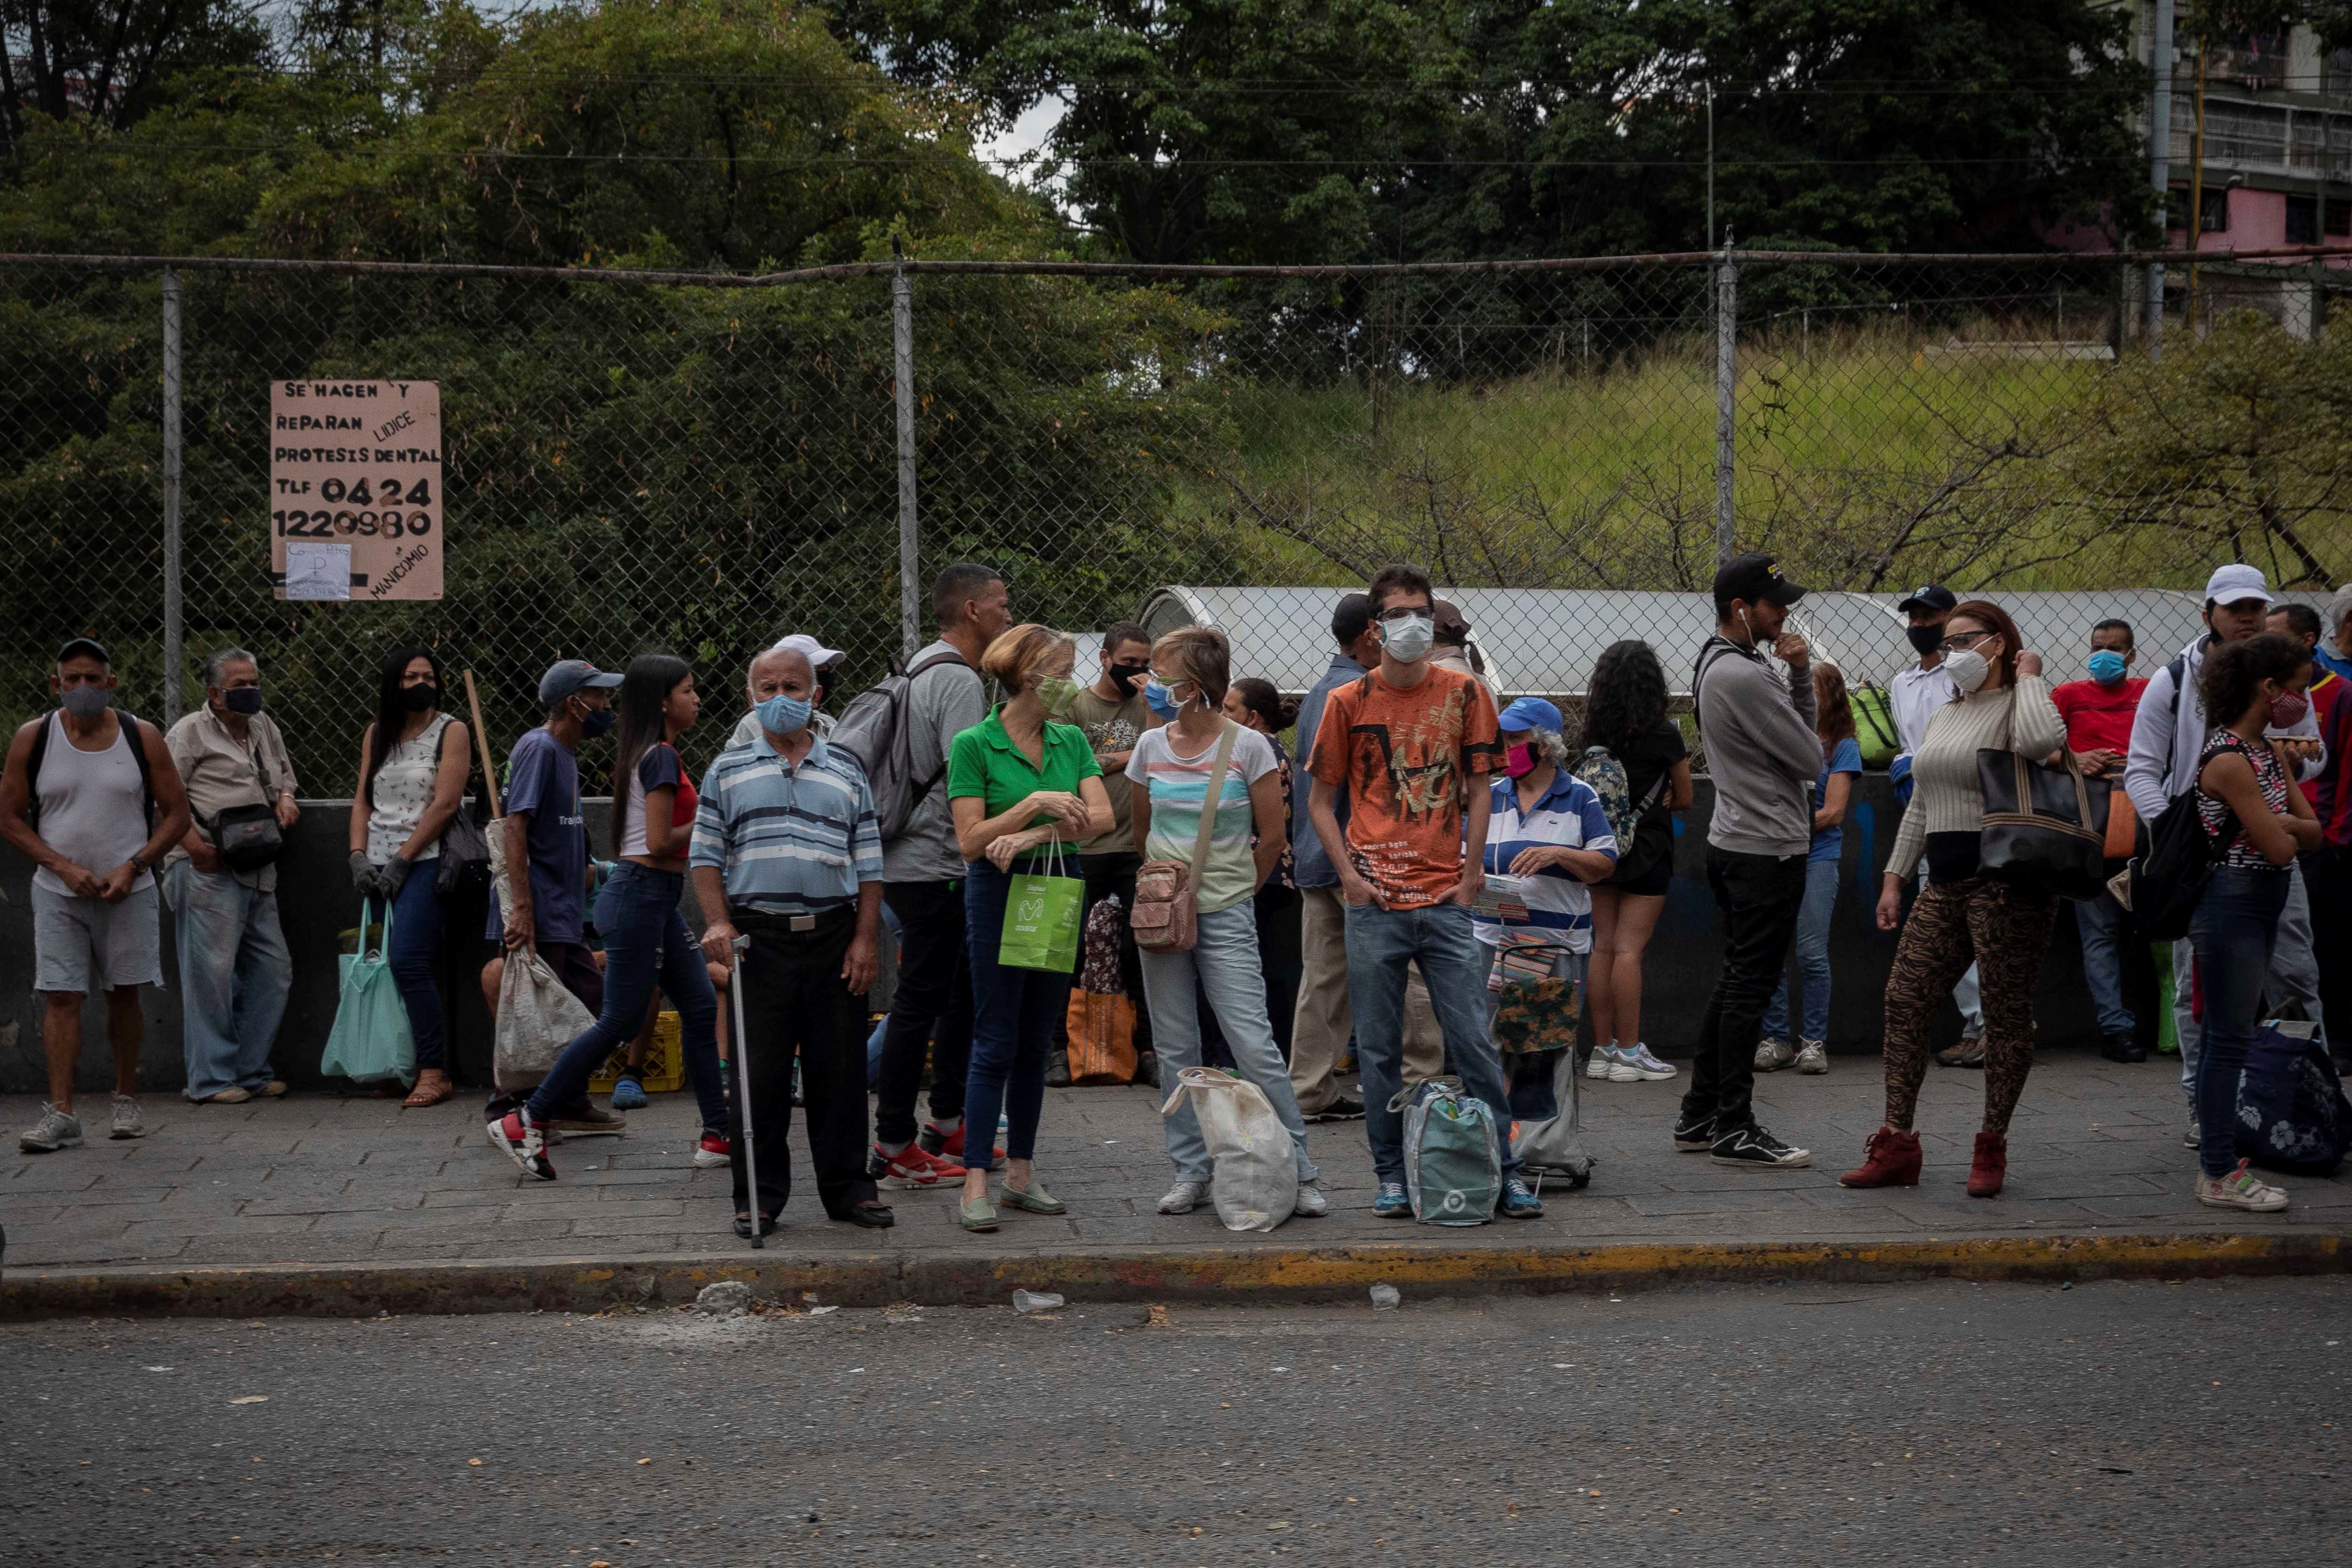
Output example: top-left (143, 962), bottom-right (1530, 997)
top-left (33, 882), bottom-right (164, 994)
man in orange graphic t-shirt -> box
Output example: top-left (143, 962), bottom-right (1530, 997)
top-left (1305, 564), bottom-right (1541, 1219)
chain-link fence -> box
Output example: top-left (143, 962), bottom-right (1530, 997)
top-left (6, 245), bottom-right (2350, 788)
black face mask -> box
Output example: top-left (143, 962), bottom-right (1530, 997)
top-left (1905, 624), bottom-right (1944, 656)
top-left (222, 687), bottom-right (264, 716)
top-left (1108, 661), bottom-right (1149, 695)
top-left (400, 682), bottom-right (440, 713)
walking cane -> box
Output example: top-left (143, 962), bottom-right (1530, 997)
top-left (730, 933), bottom-right (763, 1251)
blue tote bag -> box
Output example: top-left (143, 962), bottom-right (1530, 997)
top-left (321, 896), bottom-right (416, 1086)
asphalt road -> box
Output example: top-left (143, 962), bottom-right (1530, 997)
top-left (6, 1276), bottom-right (2348, 1566)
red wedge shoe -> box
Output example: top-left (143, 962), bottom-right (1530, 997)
top-left (1966, 1130), bottom-right (2007, 1197)
top-left (1836, 1127), bottom-right (1923, 1188)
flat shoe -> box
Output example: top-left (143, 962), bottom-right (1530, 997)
top-left (958, 1194), bottom-right (1000, 1232)
top-left (837, 1202), bottom-right (896, 1230)
top-left (198, 1087), bottom-right (252, 1105)
top-left (998, 1182), bottom-right (1066, 1216)
top-left (732, 1212), bottom-right (778, 1238)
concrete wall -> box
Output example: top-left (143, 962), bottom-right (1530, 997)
top-left (1, 776), bottom-right (2114, 1095)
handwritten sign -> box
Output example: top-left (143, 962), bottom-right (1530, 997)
top-left (269, 380), bottom-right (443, 601)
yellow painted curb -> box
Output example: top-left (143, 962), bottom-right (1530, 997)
top-left (2, 1229), bottom-right (2343, 1319)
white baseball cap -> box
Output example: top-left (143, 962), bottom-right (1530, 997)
top-left (2204, 563), bottom-right (2273, 608)
top-left (767, 632), bottom-right (845, 667)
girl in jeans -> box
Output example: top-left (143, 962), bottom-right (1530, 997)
top-left (2186, 633), bottom-right (2319, 1213)
top-left (491, 655), bottom-right (726, 1181)
top-left (1137, 629), bottom-right (1326, 1219)
top-left (1759, 663), bottom-right (1862, 1076)
top-left (947, 625), bottom-right (1112, 1232)
top-left (346, 645), bottom-right (470, 1109)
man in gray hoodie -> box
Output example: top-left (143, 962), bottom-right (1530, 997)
top-left (1677, 553), bottom-right (1820, 1169)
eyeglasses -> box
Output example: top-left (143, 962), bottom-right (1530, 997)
top-left (1376, 605), bottom-right (1430, 623)
top-left (1939, 629), bottom-right (1996, 653)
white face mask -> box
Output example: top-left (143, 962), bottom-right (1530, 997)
top-left (1946, 648), bottom-right (1992, 694)
top-left (1380, 613), bottom-right (1436, 664)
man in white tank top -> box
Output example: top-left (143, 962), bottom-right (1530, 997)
top-left (0, 639), bottom-right (191, 1153)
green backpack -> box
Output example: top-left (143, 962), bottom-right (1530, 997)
top-left (1398, 1077), bottom-right (1502, 1226)
top-left (1850, 683), bottom-right (1900, 768)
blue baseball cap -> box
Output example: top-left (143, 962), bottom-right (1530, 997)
top-left (539, 659), bottom-right (623, 707)
top-left (1497, 696), bottom-right (1563, 734)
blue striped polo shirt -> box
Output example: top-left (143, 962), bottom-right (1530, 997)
top-left (690, 735), bottom-right (882, 917)
top-left (1474, 770), bottom-right (1617, 953)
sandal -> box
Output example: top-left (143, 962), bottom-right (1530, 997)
top-left (402, 1070), bottom-right (455, 1108)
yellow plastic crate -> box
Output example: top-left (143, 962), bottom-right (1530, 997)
top-left (589, 1009), bottom-right (685, 1093)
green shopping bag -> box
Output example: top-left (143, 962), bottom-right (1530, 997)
top-left (321, 895), bottom-right (417, 1086)
top-left (999, 838), bottom-right (1084, 973)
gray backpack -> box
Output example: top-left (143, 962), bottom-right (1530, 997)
top-left (1396, 1076), bottom-right (1502, 1226)
top-left (829, 650), bottom-right (969, 843)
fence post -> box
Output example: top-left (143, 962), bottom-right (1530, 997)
top-left (1714, 255), bottom-right (1737, 567)
top-left (891, 252), bottom-right (920, 665)
top-left (160, 265), bottom-right (184, 726)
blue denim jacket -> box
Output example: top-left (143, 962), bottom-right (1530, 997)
top-left (1289, 652), bottom-right (1367, 890)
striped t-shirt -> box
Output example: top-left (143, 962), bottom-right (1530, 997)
top-left (1475, 770), bottom-right (1618, 953)
top-left (1124, 723), bottom-right (1280, 915)
top-left (690, 736), bottom-right (882, 917)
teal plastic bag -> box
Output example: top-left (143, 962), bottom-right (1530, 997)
top-left (1398, 1076), bottom-right (1501, 1226)
top-left (321, 896), bottom-right (416, 1086)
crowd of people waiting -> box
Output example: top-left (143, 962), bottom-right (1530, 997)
top-left (5, 553), bottom-right (2345, 1226)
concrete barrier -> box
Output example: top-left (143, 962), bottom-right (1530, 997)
top-left (1, 775), bottom-right (2113, 1095)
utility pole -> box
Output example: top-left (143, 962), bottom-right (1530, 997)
top-left (1706, 82), bottom-right (1716, 253)
top-left (2188, 33), bottom-right (2209, 334)
top-left (2148, 0), bottom-right (2175, 357)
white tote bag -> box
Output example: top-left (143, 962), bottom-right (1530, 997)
top-left (493, 944), bottom-right (596, 1092)
top-left (1159, 1067), bottom-right (1299, 1233)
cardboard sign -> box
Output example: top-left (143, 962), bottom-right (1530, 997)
top-left (269, 380), bottom-right (443, 601)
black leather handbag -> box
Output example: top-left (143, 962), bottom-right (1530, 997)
top-left (209, 744), bottom-right (286, 872)
top-left (1976, 746), bottom-right (2112, 901)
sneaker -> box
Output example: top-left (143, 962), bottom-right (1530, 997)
top-left (486, 1111), bottom-right (554, 1180)
top-left (1372, 1181), bottom-right (1412, 1218)
top-left (1671, 1111), bottom-right (1716, 1152)
top-left (926, 1120), bottom-right (1005, 1170)
top-left (110, 1094), bottom-right (146, 1139)
top-left (19, 1104), bottom-right (83, 1154)
top-left (1316, 1095), bottom-right (1367, 1122)
top-left (1587, 1044), bottom-right (1622, 1080)
top-left (1610, 1043), bottom-right (1678, 1082)
top-left (876, 1142), bottom-right (966, 1189)
top-left (1708, 1123), bottom-right (1812, 1169)
top-left (2196, 1158), bottom-right (2289, 1212)
top-left (1158, 1178), bottom-right (1209, 1215)
top-left (1793, 1039), bottom-right (1829, 1075)
top-left (2184, 1118), bottom-right (2201, 1151)
top-left (1499, 1176), bottom-right (1544, 1218)
top-left (1754, 1037), bottom-right (1795, 1073)
top-left (692, 1132), bottom-right (731, 1169)
top-left (609, 1076), bottom-right (649, 1111)
top-left (1292, 1181), bottom-right (1329, 1218)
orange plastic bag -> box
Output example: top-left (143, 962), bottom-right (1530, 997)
top-left (1065, 990), bottom-right (1138, 1085)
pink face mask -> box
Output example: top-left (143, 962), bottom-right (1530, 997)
top-left (2270, 691), bottom-right (2310, 730)
top-left (1504, 741), bottom-right (1539, 779)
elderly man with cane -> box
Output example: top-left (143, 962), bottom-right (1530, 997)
top-left (693, 643), bottom-right (892, 1237)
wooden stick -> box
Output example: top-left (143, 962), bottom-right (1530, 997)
top-left (461, 669), bottom-right (503, 819)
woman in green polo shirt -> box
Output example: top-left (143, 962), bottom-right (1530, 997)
top-left (946, 623), bottom-right (1112, 1232)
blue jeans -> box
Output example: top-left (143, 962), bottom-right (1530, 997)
top-left (1344, 899), bottom-right (1521, 1184)
top-left (1763, 858), bottom-right (1837, 1043)
top-left (962, 861), bottom-right (1063, 1169)
top-left (526, 863), bottom-right (724, 1133)
top-left (1139, 899), bottom-right (1318, 1184)
top-left (2188, 867), bottom-right (2289, 1179)
top-left (381, 860), bottom-right (449, 1072)
top-left (165, 861), bottom-right (292, 1100)
top-left (2074, 888), bottom-right (2137, 1036)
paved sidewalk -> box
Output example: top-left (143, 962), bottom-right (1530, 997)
top-left (4, 1048), bottom-right (2344, 1277)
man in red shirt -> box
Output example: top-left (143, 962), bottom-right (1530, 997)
top-left (2051, 619), bottom-right (2150, 1062)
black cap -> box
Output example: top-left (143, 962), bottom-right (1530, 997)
top-left (1330, 591), bottom-right (1372, 647)
top-left (1896, 583), bottom-right (1957, 615)
top-left (57, 637), bottom-right (110, 666)
top-left (1712, 553), bottom-right (1806, 610)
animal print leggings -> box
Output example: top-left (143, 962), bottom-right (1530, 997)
top-left (1882, 876), bottom-right (2055, 1135)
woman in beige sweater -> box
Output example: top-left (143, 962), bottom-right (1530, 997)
top-left (1840, 600), bottom-right (2065, 1198)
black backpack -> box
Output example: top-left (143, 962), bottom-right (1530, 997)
top-left (2122, 786), bottom-right (2230, 942)
top-left (829, 650), bottom-right (972, 843)
top-left (22, 708), bottom-right (159, 834)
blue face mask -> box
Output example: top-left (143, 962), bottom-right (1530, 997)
top-left (2086, 650), bottom-right (2128, 686)
top-left (1142, 678), bottom-right (1180, 721)
top-left (756, 692), bottom-right (812, 736)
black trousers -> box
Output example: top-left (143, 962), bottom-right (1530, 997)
top-left (874, 879), bottom-right (974, 1145)
top-left (1069, 851), bottom-right (1152, 1052)
top-left (730, 911), bottom-right (878, 1220)
top-left (2302, 846), bottom-right (2352, 1062)
top-left (1680, 847), bottom-right (1808, 1134)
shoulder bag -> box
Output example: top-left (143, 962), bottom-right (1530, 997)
top-left (209, 733), bottom-right (287, 872)
top-left (1131, 721), bottom-right (1240, 955)
top-left (433, 717), bottom-right (493, 895)
top-left (1976, 697), bottom-right (2112, 902)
